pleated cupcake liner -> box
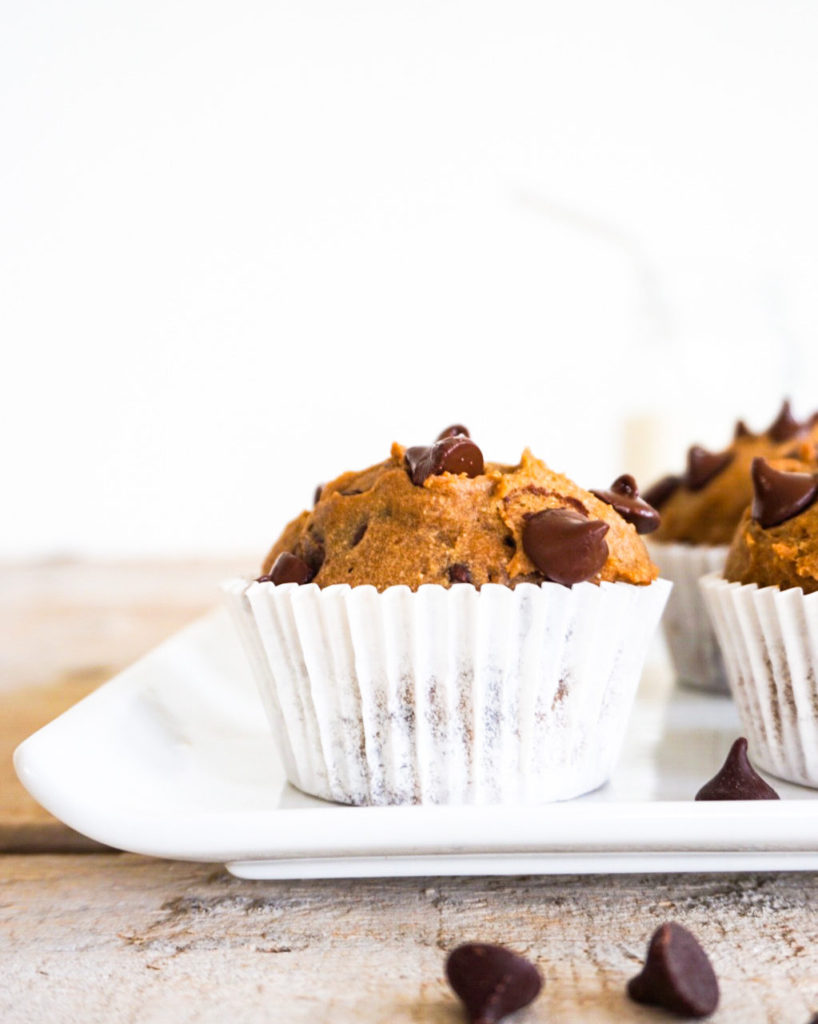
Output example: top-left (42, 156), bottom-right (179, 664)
top-left (700, 574), bottom-right (818, 789)
top-left (223, 577), bottom-right (671, 806)
top-left (648, 541), bottom-right (730, 694)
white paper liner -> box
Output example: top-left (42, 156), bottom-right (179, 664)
top-left (700, 574), bottom-right (818, 789)
top-left (223, 577), bottom-right (670, 806)
top-left (648, 541), bottom-right (729, 694)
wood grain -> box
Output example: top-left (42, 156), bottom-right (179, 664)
top-left (2, 855), bottom-right (818, 1023)
top-left (0, 558), bottom-right (253, 850)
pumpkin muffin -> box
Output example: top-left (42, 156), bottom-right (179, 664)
top-left (225, 427), bottom-right (670, 806)
top-left (701, 449), bottom-right (818, 789)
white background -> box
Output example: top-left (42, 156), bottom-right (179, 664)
top-left (4, 1), bottom-right (818, 560)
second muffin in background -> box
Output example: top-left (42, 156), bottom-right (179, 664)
top-left (226, 427), bottom-right (670, 806)
top-left (646, 401), bottom-right (818, 694)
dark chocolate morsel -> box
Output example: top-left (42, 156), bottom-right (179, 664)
top-left (628, 923), bottom-right (719, 1018)
top-left (695, 737), bottom-right (779, 800)
top-left (351, 522), bottom-right (368, 547)
top-left (446, 943), bottom-right (542, 1024)
top-left (591, 474), bottom-right (661, 535)
top-left (684, 445), bottom-right (734, 491)
top-left (437, 423), bottom-right (470, 440)
top-left (405, 436), bottom-right (484, 486)
top-left (448, 563), bottom-right (473, 584)
top-left (268, 552), bottom-right (314, 585)
top-left (734, 419), bottom-right (753, 440)
top-left (313, 484), bottom-right (323, 506)
top-left (522, 508), bottom-right (609, 586)
top-left (767, 399), bottom-right (805, 442)
top-left (751, 457), bottom-right (818, 529)
top-left (643, 474), bottom-right (682, 510)
top-left (256, 573), bottom-right (273, 583)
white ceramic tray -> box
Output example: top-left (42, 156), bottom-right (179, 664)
top-left (15, 609), bottom-right (818, 879)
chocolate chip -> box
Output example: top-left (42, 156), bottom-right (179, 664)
top-left (448, 563), bottom-right (473, 584)
top-left (522, 508), bottom-right (609, 586)
top-left (695, 737), bottom-right (779, 800)
top-left (405, 436), bottom-right (484, 486)
top-left (684, 445), bottom-right (734, 491)
top-left (351, 522), bottom-right (368, 547)
top-left (313, 484), bottom-right (323, 506)
top-left (751, 457), bottom-right (818, 528)
top-left (628, 923), bottom-right (719, 1019)
top-left (734, 419), bottom-right (753, 440)
top-left (591, 474), bottom-right (661, 535)
top-left (643, 474), bottom-right (682, 510)
top-left (446, 943), bottom-right (542, 1024)
top-left (437, 424), bottom-right (470, 440)
top-left (268, 552), bottom-right (314, 585)
top-left (767, 399), bottom-right (806, 442)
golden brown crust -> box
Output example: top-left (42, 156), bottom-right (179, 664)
top-left (653, 430), bottom-right (818, 547)
top-left (262, 445), bottom-right (657, 591)
top-left (725, 453), bottom-right (818, 593)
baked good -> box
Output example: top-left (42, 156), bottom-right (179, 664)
top-left (225, 428), bottom-right (670, 806)
top-left (701, 449), bottom-right (818, 788)
top-left (645, 401), bottom-right (818, 694)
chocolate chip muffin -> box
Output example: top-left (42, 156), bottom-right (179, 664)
top-left (646, 401), bottom-right (818, 694)
top-left (701, 449), bottom-right (818, 789)
top-left (262, 434), bottom-right (658, 592)
top-left (225, 427), bottom-right (671, 806)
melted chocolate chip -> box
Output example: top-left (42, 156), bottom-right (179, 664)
top-left (695, 737), bottom-right (779, 800)
top-left (268, 552), bottom-right (314, 585)
top-left (751, 457), bottom-right (818, 529)
top-left (351, 522), bottom-right (368, 547)
top-left (445, 943), bottom-right (542, 1024)
top-left (767, 399), bottom-right (806, 442)
top-left (684, 445), bottom-right (734, 491)
top-left (628, 923), bottom-right (719, 1019)
top-left (437, 424), bottom-right (470, 440)
top-left (313, 484), bottom-right (323, 506)
top-left (591, 474), bottom-right (661, 535)
top-left (448, 563), bottom-right (473, 584)
top-left (643, 474), bottom-right (682, 510)
top-left (405, 436), bottom-right (484, 486)
top-left (522, 508), bottom-right (609, 586)
top-left (734, 419), bottom-right (753, 440)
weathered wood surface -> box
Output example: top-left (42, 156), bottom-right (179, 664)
top-left (2, 856), bottom-right (818, 1023)
top-left (0, 558), bottom-right (251, 850)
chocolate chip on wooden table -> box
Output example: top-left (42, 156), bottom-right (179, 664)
top-left (522, 508), bottom-right (609, 586)
top-left (751, 457), bottom-right (818, 529)
top-left (405, 436), bottom-right (484, 486)
top-left (437, 424), bottom-right (470, 440)
top-left (695, 737), bottom-right (779, 800)
top-left (446, 943), bottom-right (542, 1024)
top-left (684, 445), bottom-right (734, 491)
top-left (448, 563), bottom-right (473, 584)
top-left (643, 474), bottom-right (682, 510)
top-left (259, 552), bottom-right (314, 585)
top-left (591, 474), bottom-right (661, 534)
top-left (767, 398), bottom-right (806, 442)
top-left (628, 922), bottom-right (719, 1019)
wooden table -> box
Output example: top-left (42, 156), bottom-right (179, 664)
top-left (3, 561), bottom-right (818, 1023)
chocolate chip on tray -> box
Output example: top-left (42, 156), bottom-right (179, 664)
top-left (695, 737), bottom-right (779, 801)
top-left (522, 508), bottom-right (609, 586)
top-left (684, 445), bottom-right (734, 491)
top-left (437, 424), bottom-right (470, 440)
top-left (264, 552), bottom-right (314, 585)
top-left (591, 474), bottom-right (661, 535)
top-left (751, 457), bottom-right (818, 529)
top-left (405, 436), bottom-right (484, 486)
top-left (627, 922), bottom-right (719, 1019)
top-left (446, 942), bottom-right (542, 1024)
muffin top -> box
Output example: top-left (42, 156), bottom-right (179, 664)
top-left (647, 402), bottom-right (818, 546)
top-left (260, 428), bottom-right (659, 592)
top-left (724, 444), bottom-right (818, 594)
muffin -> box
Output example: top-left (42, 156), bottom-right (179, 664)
top-left (701, 449), bottom-right (818, 788)
top-left (225, 427), bottom-right (670, 805)
top-left (645, 401), bottom-right (818, 693)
